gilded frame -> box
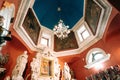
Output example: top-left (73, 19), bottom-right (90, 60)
top-left (40, 57), bottom-right (54, 77)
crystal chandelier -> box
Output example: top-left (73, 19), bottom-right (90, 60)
top-left (53, 19), bottom-right (70, 39)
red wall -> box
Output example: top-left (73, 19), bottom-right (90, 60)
top-left (0, 0), bottom-right (120, 80)
top-left (68, 10), bottom-right (120, 80)
top-left (0, 33), bottom-right (36, 79)
top-left (58, 7), bottom-right (120, 80)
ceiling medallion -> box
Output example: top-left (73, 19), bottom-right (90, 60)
top-left (53, 19), bottom-right (70, 40)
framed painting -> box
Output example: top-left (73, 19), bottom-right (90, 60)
top-left (85, 0), bottom-right (102, 35)
top-left (22, 8), bottom-right (41, 45)
top-left (40, 58), bottom-right (54, 77)
top-left (54, 31), bottom-right (79, 52)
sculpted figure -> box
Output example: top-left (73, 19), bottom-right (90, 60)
top-left (63, 62), bottom-right (71, 80)
top-left (31, 58), bottom-right (40, 80)
top-left (30, 53), bottom-right (41, 80)
top-left (54, 58), bottom-right (60, 80)
top-left (12, 51), bottom-right (28, 80)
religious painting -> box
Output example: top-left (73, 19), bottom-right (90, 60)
top-left (85, 0), bottom-right (102, 35)
top-left (54, 31), bottom-right (79, 52)
top-left (22, 8), bottom-right (41, 45)
top-left (40, 58), bottom-right (54, 77)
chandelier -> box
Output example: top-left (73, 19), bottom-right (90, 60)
top-left (53, 19), bottom-right (70, 39)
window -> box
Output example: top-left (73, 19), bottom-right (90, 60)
top-left (77, 24), bottom-right (90, 42)
top-left (41, 37), bottom-right (49, 47)
top-left (40, 32), bottom-right (51, 47)
top-left (88, 51), bottom-right (104, 64)
top-left (84, 48), bottom-right (110, 69)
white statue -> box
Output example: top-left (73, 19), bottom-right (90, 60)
top-left (12, 51), bottom-right (28, 80)
top-left (31, 58), bottom-right (40, 80)
top-left (63, 62), bottom-right (71, 80)
top-left (0, 1), bottom-right (15, 35)
top-left (54, 58), bottom-right (61, 80)
top-left (30, 53), bottom-right (41, 80)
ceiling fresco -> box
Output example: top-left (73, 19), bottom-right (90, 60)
top-left (54, 31), bottom-right (79, 52)
top-left (13, 0), bottom-right (112, 53)
top-left (33, 0), bottom-right (84, 30)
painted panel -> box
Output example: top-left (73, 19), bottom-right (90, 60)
top-left (22, 8), bottom-right (40, 45)
top-left (85, 0), bottom-right (102, 35)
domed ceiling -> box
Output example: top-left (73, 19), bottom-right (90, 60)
top-left (33, 0), bottom-right (84, 30)
top-left (13, 0), bottom-right (112, 54)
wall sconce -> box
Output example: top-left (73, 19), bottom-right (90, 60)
top-left (0, 15), bottom-right (12, 45)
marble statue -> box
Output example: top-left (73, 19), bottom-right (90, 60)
top-left (0, 1), bottom-right (15, 46)
top-left (63, 62), bottom-right (71, 80)
top-left (31, 57), bottom-right (40, 80)
top-left (0, 1), bottom-right (15, 21)
top-left (12, 51), bottom-right (28, 80)
top-left (54, 58), bottom-right (61, 80)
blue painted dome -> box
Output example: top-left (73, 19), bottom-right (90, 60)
top-left (33, 0), bottom-right (84, 30)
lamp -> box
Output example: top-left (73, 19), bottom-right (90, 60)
top-left (53, 6), bottom-right (70, 40)
top-left (0, 15), bottom-right (12, 45)
top-left (53, 19), bottom-right (70, 39)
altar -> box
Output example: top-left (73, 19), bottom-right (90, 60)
top-left (30, 50), bottom-right (60, 80)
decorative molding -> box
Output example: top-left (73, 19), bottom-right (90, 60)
top-left (13, 0), bottom-right (39, 51)
top-left (31, 51), bottom-right (60, 80)
top-left (54, 0), bottom-right (112, 57)
top-left (84, 48), bottom-right (110, 69)
top-left (85, 54), bottom-right (110, 69)
top-left (13, 0), bottom-right (112, 57)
